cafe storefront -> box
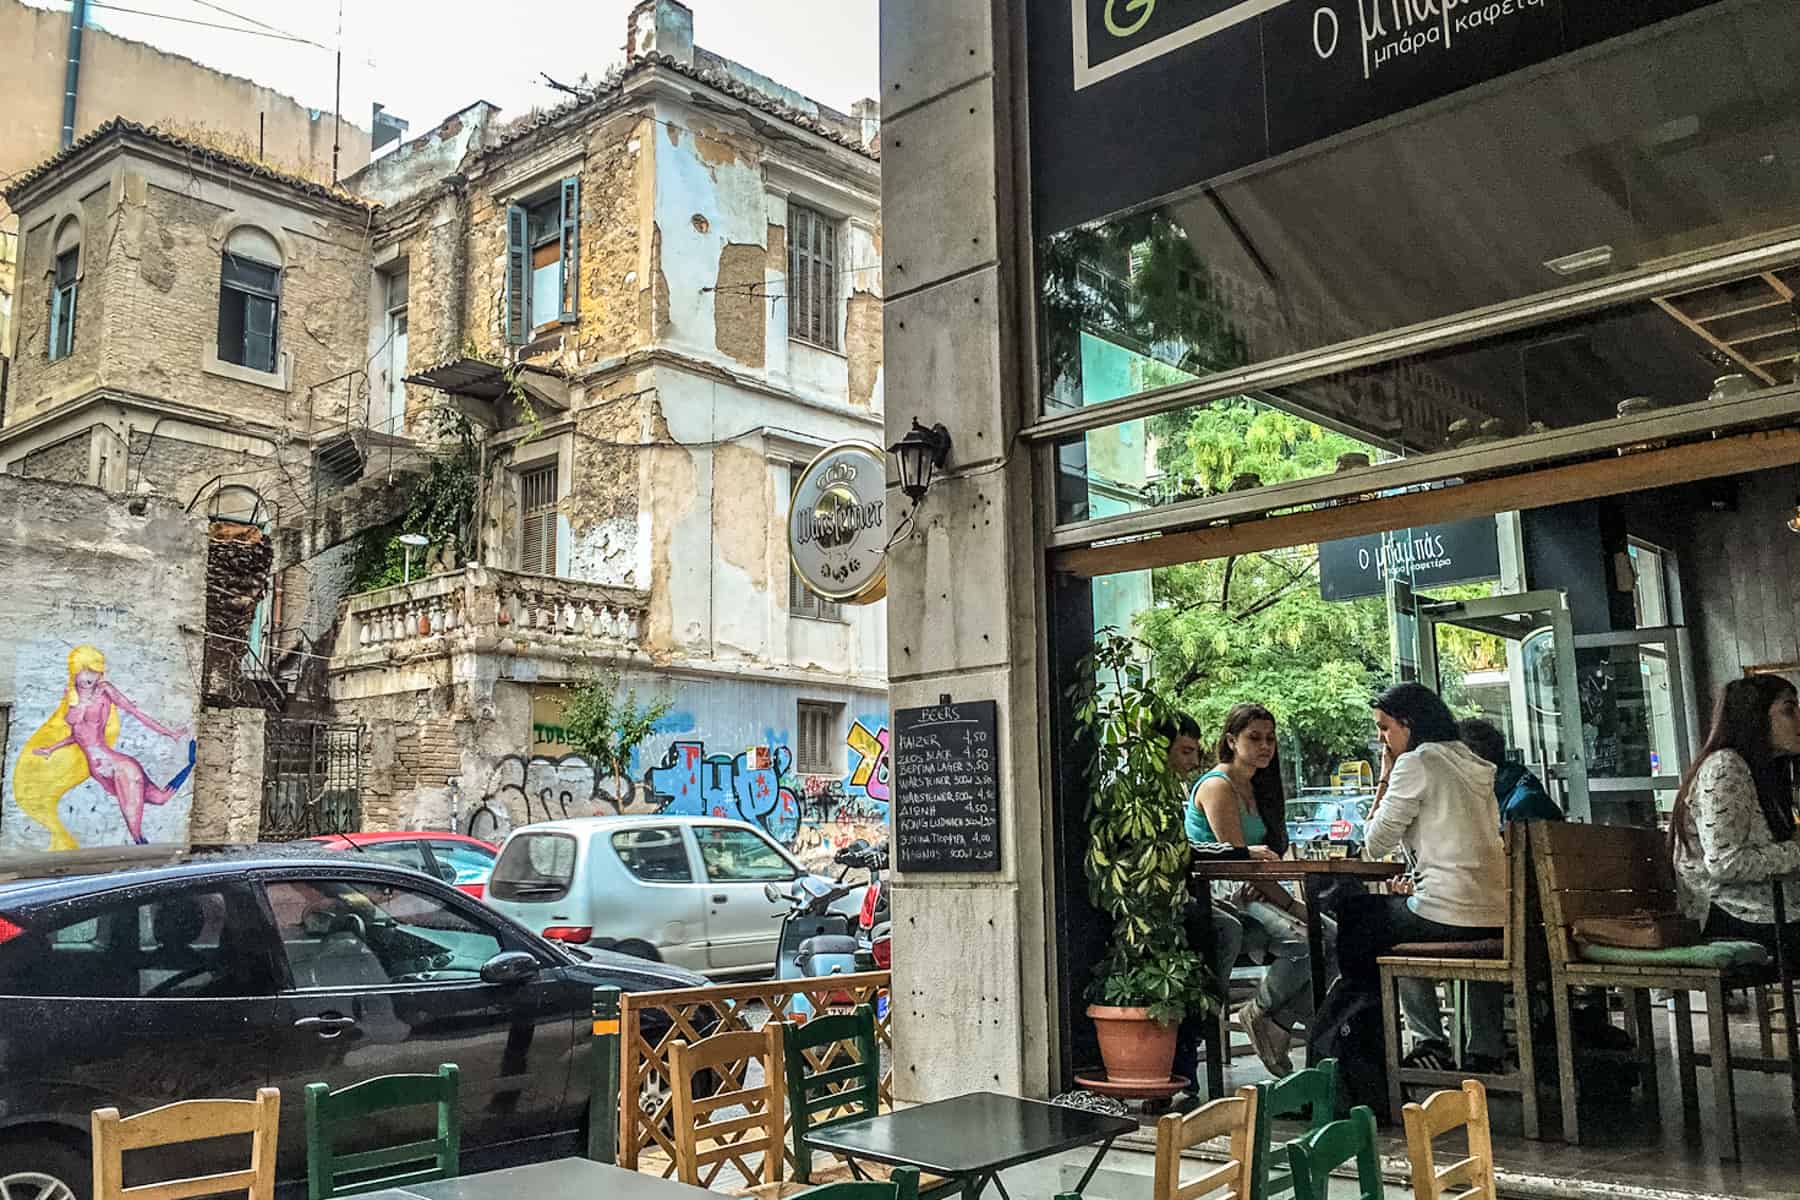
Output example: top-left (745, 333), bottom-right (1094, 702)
top-left (878, 0), bottom-right (1800, 1177)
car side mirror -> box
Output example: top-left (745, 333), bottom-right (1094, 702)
top-left (480, 951), bottom-right (540, 986)
top-left (764, 882), bottom-right (784, 904)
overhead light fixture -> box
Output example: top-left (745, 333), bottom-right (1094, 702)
top-left (1788, 495), bottom-right (1800, 535)
top-left (888, 419), bottom-right (953, 505)
top-left (1544, 245), bottom-right (1615, 277)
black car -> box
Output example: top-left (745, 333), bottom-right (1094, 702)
top-left (0, 847), bottom-right (713, 1200)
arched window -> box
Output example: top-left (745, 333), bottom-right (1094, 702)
top-left (48, 218), bottom-right (80, 361)
top-left (219, 226), bottom-right (283, 373)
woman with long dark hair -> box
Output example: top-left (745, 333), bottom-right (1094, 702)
top-left (1334, 683), bottom-right (1510, 1068)
top-left (1671, 674), bottom-right (1800, 954)
top-left (1187, 702), bottom-right (1319, 1076)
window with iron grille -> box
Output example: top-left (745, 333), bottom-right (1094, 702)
top-left (789, 465), bottom-right (842, 621)
top-left (787, 202), bottom-right (840, 351)
top-left (518, 464), bottom-right (559, 576)
top-left (796, 701), bottom-right (841, 775)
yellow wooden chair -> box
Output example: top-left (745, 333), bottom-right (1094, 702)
top-left (1154, 1086), bottom-right (1259, 1200)
top-left (93, 1088), bottom-right (281, 1200)
top-left (1402, 1080), bottom-right (1497, 1200)
top-left (670, 1022), bottom-right (805, 1198)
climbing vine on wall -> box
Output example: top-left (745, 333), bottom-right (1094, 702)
top-left (349, 402), bottom-right (480, 593)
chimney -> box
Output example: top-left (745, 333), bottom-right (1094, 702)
top-left (850, 98), bottom-right (881, 150)
top-left (627, 0), bottom-right (695, 66)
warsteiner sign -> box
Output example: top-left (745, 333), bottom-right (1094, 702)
top-left (788, 441), bottom-right (889, 605)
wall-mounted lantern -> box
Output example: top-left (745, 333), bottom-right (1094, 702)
top-left (888, 419), bottom-right (953, 505)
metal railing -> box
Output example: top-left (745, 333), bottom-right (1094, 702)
top-left (617, 971), bottom-right (893, 1179)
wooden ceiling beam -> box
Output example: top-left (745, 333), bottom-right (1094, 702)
top-left (1054, 426), bottom-right (1800, 579)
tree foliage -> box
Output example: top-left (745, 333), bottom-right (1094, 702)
top-left (560, 667), bottom-right (674, 786)
top-left (349, 402), bottom-right (480, 593)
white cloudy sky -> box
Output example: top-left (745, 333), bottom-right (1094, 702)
top-left (43, 0), bottom-right (878, 133)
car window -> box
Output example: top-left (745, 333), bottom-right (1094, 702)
top-left (611, 827), bottom-right (693, 883)
top-left (428, 840), bottom-right (497, 887)
top-left (267, 880), bottom-right (502, 990)
top-left (490, 833), bottom-right (578, 902)
top-left (356, 841), bottom-right (432, 873)
top-left (694, 826), bottom-right (797, 882)
top-left (0, 888), bottom-right (274, 999)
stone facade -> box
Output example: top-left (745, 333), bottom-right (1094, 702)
top-left (0, 474), bottom-right (206, 851)
top-left (328, 2), bottom-right (891, 866)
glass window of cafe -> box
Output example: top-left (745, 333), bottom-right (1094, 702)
top-left (1030, 0), bottom-right (1800, 529)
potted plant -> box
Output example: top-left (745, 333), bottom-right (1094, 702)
top-left (1067, 630), bottom-right (1215, 1084)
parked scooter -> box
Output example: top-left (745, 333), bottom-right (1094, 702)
top-left (766, 852), bottom-right (866, 1018)
top-left (847, 842), bottom-right (892, 1019)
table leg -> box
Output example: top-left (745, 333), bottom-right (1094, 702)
top-left (990, 1174), bottom-right (1015, 1200)
top-left (1193, 894), bottom-right (1226, 1099)
top-left (1068, 1137), bottom-right (1117, 1195)
top-left (962, 1173), bottom-right (991, 1200)
top-left (1302, 876), bottom-right (1328, 1067)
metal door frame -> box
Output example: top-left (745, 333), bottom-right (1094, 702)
top-left (1570, 625), bottom-right (1697, 803)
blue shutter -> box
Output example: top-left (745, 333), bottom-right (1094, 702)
top-left (505, 204), bottom-right (529, 345)
top-left (558, 176), bottom-right (581, 323)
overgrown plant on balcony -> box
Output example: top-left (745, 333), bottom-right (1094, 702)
top-left (561, 667), bottom-right (674, 806)
top-left (1066, 628), bottom-right (1213, 1084)
top-left (348, 401), bottom-right (479, 593)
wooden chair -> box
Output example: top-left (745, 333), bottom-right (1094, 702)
top-left (1533, 821), bottom-right (1776, 1160)
top-left (1249, 1058), bottom-right (1336, 1200)
top-left (1284, 1106), bottom-right (1383, 1200)
top-left (791, 1166), bottom-right (921, 1200)
top-left (783, 1004), bottom-right (881, 1185)
top-left (671, 1021), bottom-right (801, 1197)
top-left (1154, 1086), bottom-right (1258, 1200)
top-left (1378, 826), bottom-right (1540, 1137)
top-left (1402, 1081), bottom-right (1496, 1200)
top-left (305, 1063), bottom-right (460, 1200)
top-left (93, 1088), bottom-right (281, 1200)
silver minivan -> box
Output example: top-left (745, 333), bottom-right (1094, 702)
top-left (485, 815), bottom-right (858, 977)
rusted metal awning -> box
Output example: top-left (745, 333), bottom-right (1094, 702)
top-left (405, 356), bottom-right (570, 418)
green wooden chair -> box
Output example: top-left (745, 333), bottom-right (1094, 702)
top-left (305, 1063), bottom-right (460, 1200)
top-left (1285, 1106), bottom-right (1384, 1200)
top-left (783, 1005), bottom-right (883, 1184)
top-left (791, 1166), bottom-right (921, 1200)
top-left (1251, 1058), bottom-right (1338, 1200)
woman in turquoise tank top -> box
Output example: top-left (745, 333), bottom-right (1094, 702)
top-left (1188, 703), bottom-right (1330, 1078)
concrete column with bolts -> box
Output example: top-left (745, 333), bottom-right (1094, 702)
top-left (880, 0), bottom-right (1053, 1101)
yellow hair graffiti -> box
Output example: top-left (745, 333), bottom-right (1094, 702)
top-left (11, 645), bottom-right (120, 851)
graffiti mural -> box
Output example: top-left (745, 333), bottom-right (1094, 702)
top-left (845, 718), bottom-right (890, 802)
top-left (645, 741), bottom-right (803, 844)
top-left (8, 644), bottom-right (196, 849)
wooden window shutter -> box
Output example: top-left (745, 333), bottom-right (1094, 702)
top-left (788, 465), bottom-right (842, 620)
top-left (519, 464), bottom-right (558, 575)
top-left (505, 204), bottom-right (529, 345)
top-left (558, 177), bottom-right (581, 322)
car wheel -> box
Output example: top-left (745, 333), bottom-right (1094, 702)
top-left (615, 938), bottom-right (662, 962)
top-left (0, 1139), bottom-right (89, 1200)
top-left (638, 1067), bottom-right (717, 1137)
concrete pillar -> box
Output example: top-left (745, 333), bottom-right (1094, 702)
top-left (880, 1), bottom-right (1054, 1100)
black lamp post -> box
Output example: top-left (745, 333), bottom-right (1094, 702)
top-left (889, 419), bottom-right (952, 504)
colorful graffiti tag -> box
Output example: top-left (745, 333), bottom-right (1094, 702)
top-left (644, 742), bottom-right (802, 844)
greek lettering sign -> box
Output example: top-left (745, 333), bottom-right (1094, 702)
top-left (1033, 0), bottom-right (1728, 233)
top-left (1318, 516), bottom-right (1502, 601)
top-left (787, 441), bottom-right (889, 605)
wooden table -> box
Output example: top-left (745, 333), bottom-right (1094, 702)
top-left (804, 1091), bottom-right (1136, 1200)
top-left (1188, 857), bottom-right (1406, 1097)
top-left (357, 1159), bottom-right (717, 1200)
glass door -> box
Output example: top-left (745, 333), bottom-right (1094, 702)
top-left (1410, 589), bottom-right (1591, 821)
top-left (1570, 627), bottom-right (1697, 819)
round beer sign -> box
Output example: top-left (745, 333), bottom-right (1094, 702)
top-left (788, 441), bottom-right (888, 605)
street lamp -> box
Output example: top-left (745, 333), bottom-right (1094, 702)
top-left (398, 532), bottom-right (429, 583)
top-left (888, 419), bottom-right (952, 505)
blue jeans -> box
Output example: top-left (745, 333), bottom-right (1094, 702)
top-left (1172, 900), bottom-right (1244, 1086)
top-left (1240, 899), bottom-right (1334, 1033)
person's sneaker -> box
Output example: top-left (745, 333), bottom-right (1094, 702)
top-left (1236, 1000), bottom-right (1294, 1077)
top-left (1401, 1039), bottom-right (1455, 1072)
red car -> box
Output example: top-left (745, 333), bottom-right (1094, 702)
top-left (301, 832), bottom-right (500, 899)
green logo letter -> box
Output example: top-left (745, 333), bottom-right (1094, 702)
top-left (1104, 0), bottom-right (1156, 38)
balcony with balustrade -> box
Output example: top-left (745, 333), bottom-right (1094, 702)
top-left (330, 565), bottom-right (650, 686)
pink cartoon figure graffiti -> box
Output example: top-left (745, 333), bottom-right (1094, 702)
top-left (21, 645), bottom-right (196, 847)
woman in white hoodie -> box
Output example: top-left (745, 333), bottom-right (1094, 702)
top-left (1336, 683), bottom-right (1508, 1058)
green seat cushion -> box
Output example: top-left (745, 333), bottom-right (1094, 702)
top-left (1576, 939), bottom-right (1770, 969)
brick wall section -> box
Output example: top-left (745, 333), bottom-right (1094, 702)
top-left (10, 185), bottom-right (111, 408)
top-left (19, 427), bottom-right (91, 482)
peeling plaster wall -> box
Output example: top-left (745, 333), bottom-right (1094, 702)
top-left (0, 475), bottom-right (206, 852)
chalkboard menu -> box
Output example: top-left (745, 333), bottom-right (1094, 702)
top-left (893, 699), bottom-right (1001, 872)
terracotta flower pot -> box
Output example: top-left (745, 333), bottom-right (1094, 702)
top-left (1087, 1003), bottom-right (1178, 1085)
